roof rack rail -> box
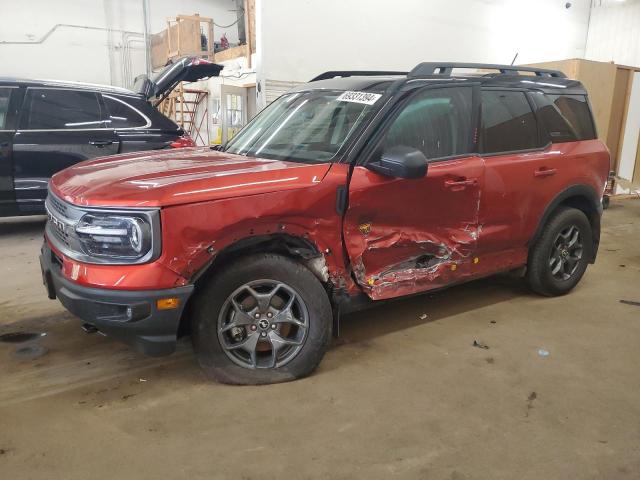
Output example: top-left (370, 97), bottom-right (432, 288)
top-left (408, 62), bottom-right (566, 79)
top-left (310, 70), bottom-right (408, 82)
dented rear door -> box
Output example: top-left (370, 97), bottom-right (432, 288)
top-left (343, 85), bottom-right (484, 300)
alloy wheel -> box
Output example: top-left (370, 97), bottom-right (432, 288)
top-left (217, 280), bottom-right (309, 369)
top-left (548, 224), bottom-right (583, 281)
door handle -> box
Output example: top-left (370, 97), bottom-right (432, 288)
top-left (88, 140), bottom-right (113, 147)
top-left (444, 178), bottom-right (478, 188)
top-left (534, 167), bottom-right (557, 178)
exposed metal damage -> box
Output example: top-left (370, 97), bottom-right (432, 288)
top-left (305, 255), bottom-right (330, 283)
top-left (342, 157), bottom-right (486, 300)
top-left (349, 226), bottom-right (481, 300)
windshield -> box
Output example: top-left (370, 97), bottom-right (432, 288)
top-left (225, 91), bottom-right (380, 163)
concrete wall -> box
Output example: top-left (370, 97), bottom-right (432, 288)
top-left (0, 0), bottom-right (240, 87)
top-left (256, 0), bottom-right (592, 107)
top-left (585, 0), bottom-right (640, 68)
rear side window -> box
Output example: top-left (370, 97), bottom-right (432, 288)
top-left (530, 92), bottom-right (577, 142)
top-left (0, 88), bottom-right (12, 129)
top-left (383, 86), bottom-right (473, 160)
top-left (103, 95), bottom-right (149, 129)
top-left (21, 89), bottom-right (102, 130)
top-left (481, 90), bottom-right (539, 154)
top-left (548, 94), bottom-right (596, 140)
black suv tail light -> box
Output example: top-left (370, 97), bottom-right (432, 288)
top-left (169, 134), bottom-right (196, 148)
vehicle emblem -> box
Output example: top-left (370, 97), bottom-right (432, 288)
top-left (47, 209), bottom-right (67, 235)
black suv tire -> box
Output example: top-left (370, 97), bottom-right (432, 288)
top-left (191, 253), bottom-right (332, 385)
top-left (527, 207), bottom-right (593, 296)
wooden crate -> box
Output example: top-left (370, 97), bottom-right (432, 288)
top-left (151, 14), bottom-right (214, 69)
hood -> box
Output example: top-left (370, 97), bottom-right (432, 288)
top-left (50, 148), bottom-right (332, 208)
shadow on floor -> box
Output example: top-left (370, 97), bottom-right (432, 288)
top-left (336, 274), bottom-right (532, 344)
top-left (0, 215), bottom-right (46, 236)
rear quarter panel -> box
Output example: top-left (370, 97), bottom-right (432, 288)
top-left (478, 140), bottom-right (609, 256)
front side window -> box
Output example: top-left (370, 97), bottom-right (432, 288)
top-left (481, 90), bottom-right (539, 154)
top-left (382, 86), bottom-right (473, 160)
top-left (103, 95), bottom-right (149, 129)
top-left (21, 89), bottom-right (102, 130)
top-left (225, 90), bottom-right (377, 163)
top-left (0, 88), bottom-right (12, 130)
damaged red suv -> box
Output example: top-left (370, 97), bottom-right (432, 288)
top-left (41, 63), bottom-right (610, 384)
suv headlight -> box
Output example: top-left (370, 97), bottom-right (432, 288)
top-left (75, 213), bottom-right (153, 261)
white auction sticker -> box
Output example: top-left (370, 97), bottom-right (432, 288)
top-left (336, 91), bottom-right (382, 105)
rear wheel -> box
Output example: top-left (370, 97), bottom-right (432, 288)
top-left (527, 207), bottom-right (593, 296)
top-left (191, 253), bottom-right (332, 384)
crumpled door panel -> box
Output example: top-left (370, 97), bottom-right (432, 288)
top-left (344, 159), bottom-right (484, 300)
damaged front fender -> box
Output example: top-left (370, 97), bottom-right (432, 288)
top-left (156, 163), bottom-right (359, 295)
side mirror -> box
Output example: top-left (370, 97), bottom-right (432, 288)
top-left (367, 146), bottom-right (427, 179)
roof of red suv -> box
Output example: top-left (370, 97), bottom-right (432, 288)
top-left (300, 62), bottom-right (587, 96)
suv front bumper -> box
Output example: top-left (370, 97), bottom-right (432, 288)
top-left (40, 243), bottom-right (194, 356)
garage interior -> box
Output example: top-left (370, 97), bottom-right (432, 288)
top-left (1, 1), bottom-right (640, 479)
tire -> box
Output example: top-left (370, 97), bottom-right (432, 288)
top-left (191, 253), bottom-right (332, 385)
top-left (527, 207), bottom-right (593, 296)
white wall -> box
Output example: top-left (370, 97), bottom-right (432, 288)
top-left (146, 0), bottom-right (239, 36)
top-left (0, 0), bottom-right (241, 87)
top-left (0, 0), bottom-right (118, 85)
top-left (617, 71), bottom-right (640, 187)
top-left (585, 0), bottom-right (640, 68)
top-left (256, 0), bottom-right (592, 107)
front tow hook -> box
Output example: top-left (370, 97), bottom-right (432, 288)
top-left (81, 323), bottom-right (99, 334)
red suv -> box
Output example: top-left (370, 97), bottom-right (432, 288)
top-left (40, 63), bottom-right (610, 384)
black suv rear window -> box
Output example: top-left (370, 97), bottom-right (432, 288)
top-left (0, 88), bottom-right (11, 130)
top-left (481, 90), bottom-right (540, 154)
top-left (22, 88), bottom-right (103, 130)
top-left (103, 95), bottom-right (149, 129)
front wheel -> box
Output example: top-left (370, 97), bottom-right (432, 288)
top-left (191, 253), bottom-right (332, 385)
top-left (527, 207), bottom-right (593, 296)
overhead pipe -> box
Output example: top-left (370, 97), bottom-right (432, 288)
top-left (0, 24), bottom-right (142, 45)
top-left (1, 22), bottom-right (149, 88)
top-left (122, 33), bottom-right (146, 89)
top-left (142, 0), bottom-right (152, 77)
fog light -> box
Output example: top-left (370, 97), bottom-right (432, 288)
top-left (156, 298), bottom-right (180, 310)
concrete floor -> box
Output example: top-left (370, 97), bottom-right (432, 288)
top-left (0, 199), bottom-right (639, 480)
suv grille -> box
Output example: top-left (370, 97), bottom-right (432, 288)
top-left (48, 194), bottom-right (69, 218)
top-left (44, 192), bottom-right (86, 258)
top-left (49, 218), bottom-right (72, 248)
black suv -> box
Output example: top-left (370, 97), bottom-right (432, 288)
top-left (0, 57), bottom-right (222, 216)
